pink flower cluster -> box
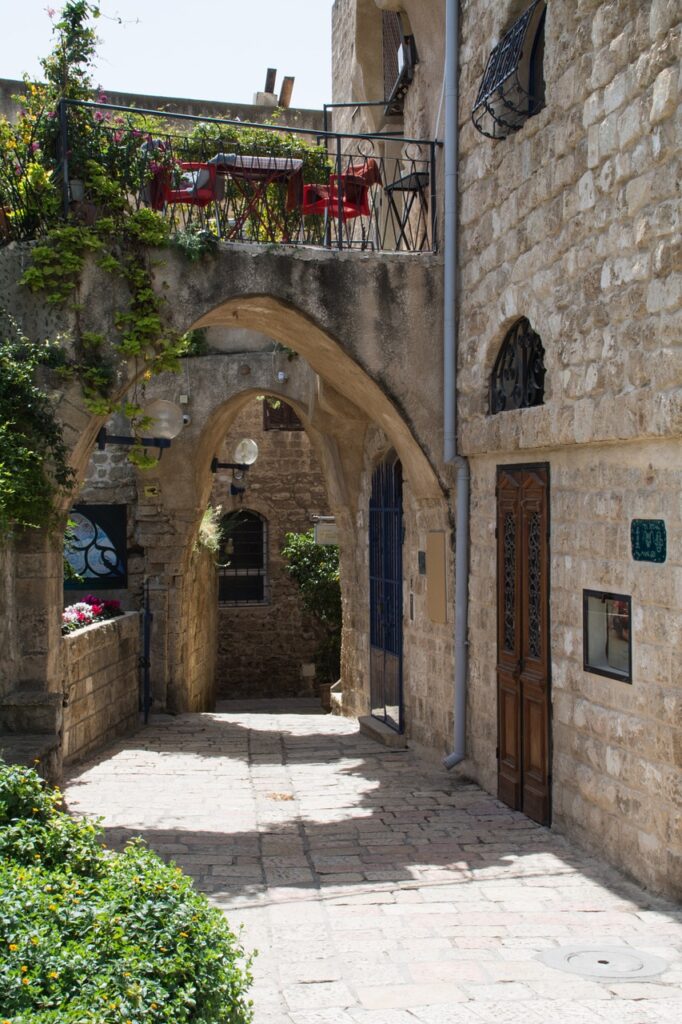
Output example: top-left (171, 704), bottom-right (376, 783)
top-left (61, 594), bottom-right (123, 634)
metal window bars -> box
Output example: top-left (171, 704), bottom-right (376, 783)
top-left (472, 0), bottom-right (546, 140)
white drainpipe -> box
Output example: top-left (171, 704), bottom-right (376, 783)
top-left (442, 0), bottom-right (470, 771)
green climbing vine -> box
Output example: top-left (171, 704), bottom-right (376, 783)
top-left (0, 0), bottom-right (329, 529)
top-left (0, 318), bottom-right (74, 534)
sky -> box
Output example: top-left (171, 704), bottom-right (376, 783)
top-left (2, 0), bottom-right (336, 109)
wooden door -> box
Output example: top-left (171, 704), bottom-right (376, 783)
top-left (496, 465), bottom-right (551, 825)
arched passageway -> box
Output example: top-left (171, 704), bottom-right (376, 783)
top-left (3, 241), bottom-right (454, 775)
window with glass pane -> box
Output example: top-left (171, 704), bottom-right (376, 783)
top-left (583, 590), bottom-right (632, 682)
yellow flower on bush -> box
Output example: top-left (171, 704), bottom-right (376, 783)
top-left (8, 943), bottom-right (18, 951)
top-left (20, 966), bottom-right (28, 973)
top-left (49, 971), bottom-right (59, 979)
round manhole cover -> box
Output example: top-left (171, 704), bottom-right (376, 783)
top-left (539, 945), bottom-right (668, 981)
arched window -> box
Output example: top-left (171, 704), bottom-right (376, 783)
top-left (489, 318), bottom-right (545, 414)
top-left (218, 510), bottom-right (268, 604)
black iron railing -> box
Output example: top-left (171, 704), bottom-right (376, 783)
top-left (0, 99), bottom-right (437, 253)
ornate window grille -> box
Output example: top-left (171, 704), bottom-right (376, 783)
top-left (383, 11), bottom-right (418, 116)
top-left (64, 504), bottom-right (127, 589)
top-left (472, 0), bottom-right (546, 139)
top-left (218, 510), bottom-right (268, 604)
top-left (490, 318), bottom-right (545, 414)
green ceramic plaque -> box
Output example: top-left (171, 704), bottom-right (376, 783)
top-left (631, 519), bottom-right (666, 563)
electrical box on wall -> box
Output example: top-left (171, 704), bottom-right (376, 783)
top-left (426, 531), bottom-right (447, 624)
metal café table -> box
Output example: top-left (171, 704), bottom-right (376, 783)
top-left (208, 153), bottom-right (304, 242)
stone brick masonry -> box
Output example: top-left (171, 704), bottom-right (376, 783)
top-left (212, 398), bottom-right (331, 698)
top-left (62, 612), bottom-right (139, 764)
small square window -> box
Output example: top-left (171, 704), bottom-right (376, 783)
top-left (263, 400), bottom-right (303, 431)
top-left (583, 590), bottom-right (632, 683)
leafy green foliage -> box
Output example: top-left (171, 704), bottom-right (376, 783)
top-left (0, 759), bottom-right (254, 1023)
top-left (0, 327), bottom-right (73, 535)
top-left (195, 505), bottom-right (224, 556)
top-left (281, 529), bottom-right (341, 682)
top-left (171, 228), bottom-right (220, 262)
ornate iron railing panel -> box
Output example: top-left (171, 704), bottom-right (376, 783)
top-left (0, 98), bottom-right (438, 254)
top-left (490, 317), bottom-right (546, 414)
top-left (472, 0), bottom-right (546, 140)
top-left (64, 504), bottom-right (127, 589)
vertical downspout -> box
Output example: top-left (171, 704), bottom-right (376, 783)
top-left (443, 0), bottom-right (470, 770)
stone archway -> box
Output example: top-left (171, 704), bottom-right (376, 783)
top-left (131, 322), bottom-right (447, 718)
top-left (2, 240), bottom-right (450, 769)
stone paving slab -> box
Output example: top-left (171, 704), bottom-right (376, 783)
top-left (64, 701), bottom-right (682, 1023)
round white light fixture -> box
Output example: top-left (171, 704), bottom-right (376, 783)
top-left (234, 438), bottom-right (259, 466)
top-left (140, 400), bottom-right (185, 441)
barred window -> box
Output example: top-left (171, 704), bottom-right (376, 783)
top-left (218, 510), bottom-right (268, 604)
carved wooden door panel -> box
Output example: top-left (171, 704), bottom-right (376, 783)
top-left (496, 465), bottom-right (551, 825)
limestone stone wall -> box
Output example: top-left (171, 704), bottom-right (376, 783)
top-left (0, 77), bottom-right (324, 127)
top-left (180, 542), bottom-right (218, 712)
top-left (457, 0), bottom-right (681, 452)
top-left (0, 545), bottom-right (18, 700)
top-left (467, 442), bottom-right (681, 897)
top-left (455, 0), bottom-right (681, 897)
top-left (62, 612), bottom-right (139, 764)
top-left (211, 398), bottom-right (331, 698)
top-left (341, 425), bottom-right (454, 759)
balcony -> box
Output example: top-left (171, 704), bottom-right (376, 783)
top-left (0, 100), bottom-right (437, 254)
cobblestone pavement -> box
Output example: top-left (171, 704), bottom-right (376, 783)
top-left (63, 701), bottom-right (682, 1024)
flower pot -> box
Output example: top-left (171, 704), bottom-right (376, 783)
top-left (69, 178), bottom-right (85, 202)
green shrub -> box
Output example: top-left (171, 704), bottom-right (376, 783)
top-left (0, 760), bottom-right (253, 1023)
top-left (281, 529), bottom-right (341, 682)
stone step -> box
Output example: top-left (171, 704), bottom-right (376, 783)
top-left (0, 732), bottom-right (62, 781)
top-left (0, 690), bottom-right (63, 735)
top-left (358, 714), bottom-right (408, 749)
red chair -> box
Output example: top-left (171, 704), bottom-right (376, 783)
top-left (301, 175), bottom-right (370, 221)
top-left (164, 162), bottom-right (222, 207)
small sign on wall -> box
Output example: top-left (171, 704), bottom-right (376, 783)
top-left (631, 519), bottom-right (666, 563)
top-left (314, 520), bottom-right (339, 545)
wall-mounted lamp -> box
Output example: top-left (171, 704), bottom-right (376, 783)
top-left (211, 438), bottom-right (259, 494)
top-left (97, 400), bottom-right (185, 460)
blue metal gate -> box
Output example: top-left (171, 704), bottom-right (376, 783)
top-left (369, 457), bottom-right (404, 732)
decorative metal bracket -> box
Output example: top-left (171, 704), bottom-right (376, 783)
top-left (210, 458), bottom-right (250, 474)
top-left (97, 427), bottom-right (171, 459)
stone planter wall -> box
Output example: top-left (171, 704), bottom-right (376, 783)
top-left (62, 612), bottom-right (140, 764)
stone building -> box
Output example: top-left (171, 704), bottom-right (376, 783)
top-left (0, 0), bottom-right (679, 901)
top-left (331, 0), bottom-right (680, 895)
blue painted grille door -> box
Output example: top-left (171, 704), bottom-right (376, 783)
top-left (369, 458), bottom-right (404, 732)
